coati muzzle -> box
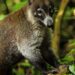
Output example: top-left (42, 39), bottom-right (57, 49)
top-left (42, 15), bottom-right (53, 27)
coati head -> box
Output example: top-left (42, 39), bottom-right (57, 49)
top-left (27, 0), bottom-right (55, 28)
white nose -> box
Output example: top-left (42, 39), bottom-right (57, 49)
top-left (43, 16), bottom-right (53, 27)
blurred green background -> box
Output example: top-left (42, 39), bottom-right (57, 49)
top-left (0, 0), bottom-right (75, 75)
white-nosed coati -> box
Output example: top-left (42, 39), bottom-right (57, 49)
top-left (0, 0), bottom-right (60, 75)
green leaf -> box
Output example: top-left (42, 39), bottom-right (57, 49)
top-left (18, 60), bottom-right (32, 67)
top-left (11, 1), bottom-right (28, 12)
top-left (0, 15), bottom-right (6, 20)
top-left (69, 65), bottom-right (75, 75)
top-left (62, 49), bottom-right (75, 64)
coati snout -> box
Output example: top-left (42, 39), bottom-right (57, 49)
top-left (0, 0), bottom-right (60, 75)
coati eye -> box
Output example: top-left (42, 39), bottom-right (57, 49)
top-left (34, 8), bottom-right (45, 20)
top-left (37, 8), bottom-right (42, 13)
top-left (37, 8), bottom-right (44, 15)
top-left (34, 8), bottom-right (42, 16)
top-left (37, 9), bottom-right (43, 17)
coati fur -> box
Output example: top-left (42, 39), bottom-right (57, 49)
top-left (0, 0), bottom-right (60, 75)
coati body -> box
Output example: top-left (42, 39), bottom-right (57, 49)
top-left (0, 0), bottom-right (59, 75)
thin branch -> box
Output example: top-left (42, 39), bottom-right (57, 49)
top-left (51, 0), bottom-right (69, 59)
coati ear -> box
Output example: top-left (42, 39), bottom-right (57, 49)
top-left (28, 0), bottom-right (35, 5)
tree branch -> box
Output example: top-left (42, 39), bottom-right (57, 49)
top-left (51, 0), bottom-right (69, 59)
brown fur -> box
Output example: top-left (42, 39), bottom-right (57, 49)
top-left (0, 3), bottom-right (28, 75)
top-left (0, 0), bottom-right (59, 75)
